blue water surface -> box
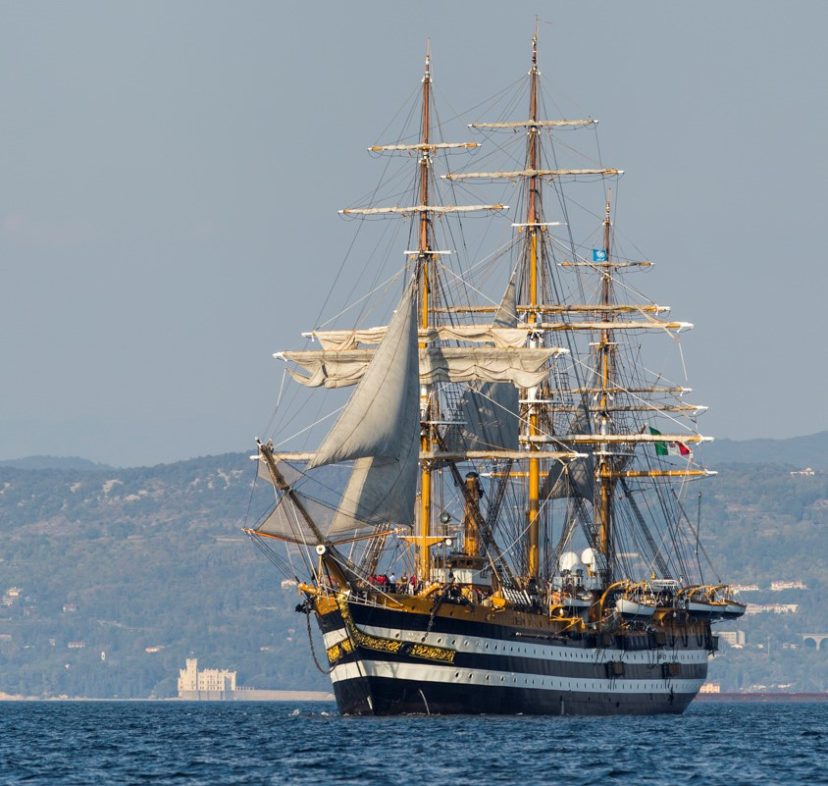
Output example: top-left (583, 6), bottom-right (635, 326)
top-left (0, 701), bottom-right (824, 785)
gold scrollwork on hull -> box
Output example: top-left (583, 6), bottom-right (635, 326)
top-left (407, 642), bottom-right (455, 664)
top-left (326, 637), bottom-right (354, 666)
top-left (334, 593), bottom-right (456, 665)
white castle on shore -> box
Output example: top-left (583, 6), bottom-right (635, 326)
top-left (177, 658), bottom-right (237, 698)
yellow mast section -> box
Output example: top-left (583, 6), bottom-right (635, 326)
top-left (526, 33), bottom-right (541, 579)
top-left (417, 51), bottom-right (433, 580)
top-left (597, 198), bottom-right (614, 581)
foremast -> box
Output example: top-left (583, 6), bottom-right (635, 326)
top-left (526, 32), bottom-right (542, 580)
top-left (417, 49), bottom-right (434, 581)
top-left (261, 49), bottom-right (511, 587)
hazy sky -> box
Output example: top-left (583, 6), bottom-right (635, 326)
top-left (1, 1), bottom-right (826, 467)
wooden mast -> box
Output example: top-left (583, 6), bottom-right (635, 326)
top-left (334, 49), bottom-right (507, 582)
top-left (526, 30), bottom-right (541, 579)
top-left (417, 47), bottom-right (434, 580)
top-left (596, 195), bottom-right (614, 583)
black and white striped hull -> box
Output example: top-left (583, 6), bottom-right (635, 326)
top-left (316, 600), bottom-right (709, 716)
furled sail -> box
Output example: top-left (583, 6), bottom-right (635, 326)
top-left (422, 346), bottom-right (560, 387)
top-left (311, 325), bottom-right (528, 350)
top-left (446, 278), bottom-right (521, 452)
top-left (281, 345), bottom-right (561, 389)
top-left (309, 278), bottom-right (420, 470)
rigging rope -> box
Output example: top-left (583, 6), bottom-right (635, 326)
top-left (298, 600), bottom-right (332, 675)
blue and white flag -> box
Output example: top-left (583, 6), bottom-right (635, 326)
top-left (593, 249), bottom-right (607, 262)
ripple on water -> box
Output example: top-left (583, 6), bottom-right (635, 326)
top-left (0, 701), bottom-right (825, 785)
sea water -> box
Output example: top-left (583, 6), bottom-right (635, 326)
top-left (0, 701), bottom-right (824, 785)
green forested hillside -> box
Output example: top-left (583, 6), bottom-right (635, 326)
top-left (0, 444), bottom-right (826, 697)
top-left (0, 454), bottom-right (329, 697)
top-left (701, 463), bottom-right (828, 691)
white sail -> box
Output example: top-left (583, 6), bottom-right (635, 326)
top-left (256, 491), bottom-right (350, 542)
top-left (311, 325), bottom-right (528, 350)
top-left (309, 278), bottom-right (420, 469)
top-left (281, 346), bottom-right (562, 389)
top-left (421, 346), bottom-right (560, 387)
top-left (329, 446), bottom-right (418, 533)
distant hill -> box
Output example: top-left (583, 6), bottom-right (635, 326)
top-left (0, 452), bottom-right (319, 699)
top-left (0, 456), bottom-right (113, 471)
top-left (705, 431), bottom-right (828, 470)
top-left (3, 429), bottom-right (825, 473)
top-left (0, 435), bottom-right (826, 697)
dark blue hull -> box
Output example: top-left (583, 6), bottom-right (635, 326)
top-left (316, 597), bottom-right (710, 716)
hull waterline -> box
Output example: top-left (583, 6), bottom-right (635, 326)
top-left (316, 597), bottom-right (709, 716)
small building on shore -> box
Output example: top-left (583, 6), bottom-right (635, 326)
top-left (177, 658), bottom-right (237, 700)
top-left (175, 658), bottom-right (334, 701)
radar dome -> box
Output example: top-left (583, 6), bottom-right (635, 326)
top-left (559, 551), bottom-right (581, 573)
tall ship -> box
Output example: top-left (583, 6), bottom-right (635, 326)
top-left (246, 34), bottom-right (745, 715)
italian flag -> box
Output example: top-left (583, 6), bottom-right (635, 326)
top-left (649, 427), bottom-right (692, 457)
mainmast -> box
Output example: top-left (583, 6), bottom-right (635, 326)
top-left (444, 32), bottom-right (617, 583)
top-left (596, 196), bottom-right (615, 583)
top-left (417, 48), bottom-right (434, 580)
top-left (526, 31), bottom-right (542, 580)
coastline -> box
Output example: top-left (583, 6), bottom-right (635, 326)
top-left (0, 691), bottom-right (334, 702)
top-left (695, 692), bottom-right (828, 703)
top-left (4, 691), bottom-right (825, 704)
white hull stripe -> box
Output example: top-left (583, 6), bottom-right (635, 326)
top-left (353, 623), bottom-right (709, 666)
top-left (323, 628), bottom-right (350, 649)
top-left (330, 659), bottom-right (703, 696)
